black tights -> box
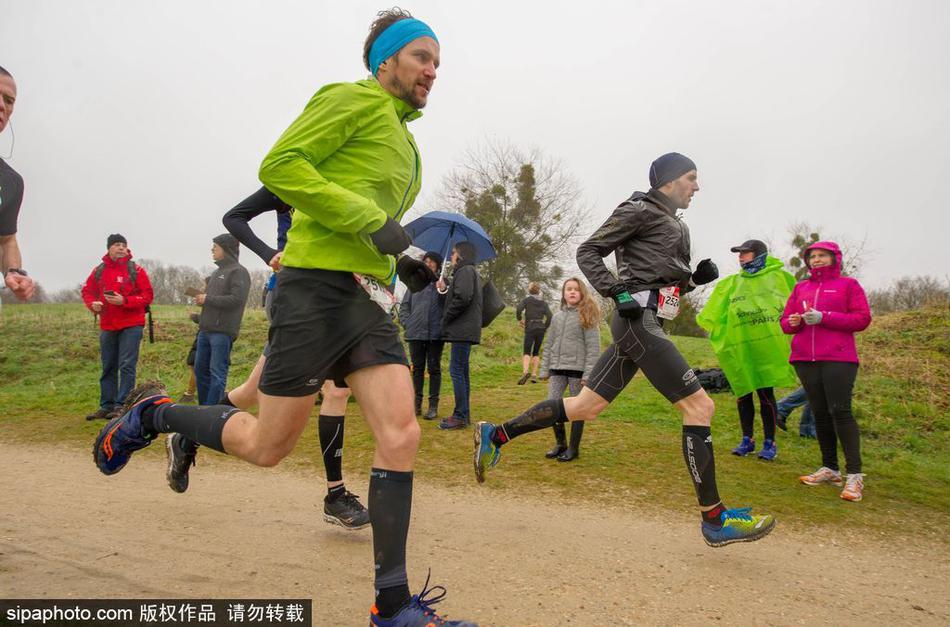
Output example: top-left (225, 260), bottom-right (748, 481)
top-left (794, 362), bottom-right (862, 474)
top-left (737, 387), bottom-right (777, 441)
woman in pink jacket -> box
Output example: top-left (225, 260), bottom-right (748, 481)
top-left (781, 241), bottom-right (871, 502)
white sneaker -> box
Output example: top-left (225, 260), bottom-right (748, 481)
top-left (841, 473), bottom-right (865, 502)
top-left (799, 466), bottom-right (843, 486)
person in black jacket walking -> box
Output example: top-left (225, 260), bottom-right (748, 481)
top-left (399, 251), bottom-right (445, 420)
top-left (194, 233), bottom-right (251, 405)
top-left (438, 241), bottom-right (482, 430)
top-left (515, 282), bottom-right (552, 385)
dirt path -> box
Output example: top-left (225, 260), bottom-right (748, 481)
top-left (1, 441), bottom-right (946, 626)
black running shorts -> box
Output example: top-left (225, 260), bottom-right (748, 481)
top-left (586, 309), bottom-right (701, 404)
top-left (523, 328), bottom-right (546, 356)
top-left (259, 267), bottom-right (408, 397)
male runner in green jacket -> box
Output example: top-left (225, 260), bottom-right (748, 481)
top-left (93, 9), bottom-right (475, 626)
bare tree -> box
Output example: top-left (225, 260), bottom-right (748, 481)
top-left (433, 139), bottom-right (590, 301)
top-left (867, 275), bottom-right (950, 314)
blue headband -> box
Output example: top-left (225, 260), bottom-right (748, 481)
top-left (369, 18), bottom-right (438, 76)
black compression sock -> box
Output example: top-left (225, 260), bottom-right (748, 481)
top-left (318, 414), bottom-right (345, 483)
top-left (326, 483), bottom-right (346, 501)
top-left (492, 399), bottom-right (567, 446)
top-left (370, 468), bottom-right (413, 618)
top-left (146, 403), bottom-right (239, 454)
top-left (682, 425), bottom-right (722, 508)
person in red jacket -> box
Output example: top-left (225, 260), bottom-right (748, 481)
top-left (780, 240), bottom-right (871, 502)
top-left (81, 234), bottom-right (154, 420)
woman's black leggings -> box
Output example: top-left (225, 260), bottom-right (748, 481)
top-left (794, 361), bottom-right (862, 474)
top-left (737, 387), bottom-right (777, 441)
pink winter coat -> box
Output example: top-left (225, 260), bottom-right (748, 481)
top-left (780, 241), bottom-right (871, 363)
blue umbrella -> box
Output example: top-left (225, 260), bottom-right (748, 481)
top-left (403, 211), bottom-right (497, 265)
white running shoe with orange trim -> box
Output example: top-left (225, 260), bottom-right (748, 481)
top-left (840, 473), bottom-right (865, 502)
top-left (799, 466), bottom-right (844, 487)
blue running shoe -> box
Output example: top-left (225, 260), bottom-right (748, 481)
top-left (93, 381), bottom-right (170, 476)
top-left (369, 572), bottom-right (477, 626)
top-left (702, 507), bottom-right (776, 547)
top-left (757, 439), bottom-right (777, 461)
top-left (731, 436), bottom-right (755, 456)
top-left (473, 421), bottom-right (501, 484)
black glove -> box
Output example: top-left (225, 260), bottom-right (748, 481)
top-left (610, 284), bottom-right (642, 319)
top-left (691, 258), bottom-right (719, 285)
top-left (369, 217), bottom-right (412, 255)
top-left (396, 255), bottom-right (437, 293)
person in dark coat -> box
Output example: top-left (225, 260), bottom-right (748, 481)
top-left (515, 281), bottom-right (553, 385)
top-left (438, 241), bottom-right (482, 429)
top-left (398, 251), bottom-right (446, 420)
top-left (193, 233), bottom-right (251, 405)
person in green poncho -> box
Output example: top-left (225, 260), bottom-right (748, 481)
top-left (697, 239), bottom-right (797, 461)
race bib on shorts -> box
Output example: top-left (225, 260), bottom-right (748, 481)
top-left (353, 273), bottom-right (397, 313)
top-left (656, 286), bottom-right (681, 320)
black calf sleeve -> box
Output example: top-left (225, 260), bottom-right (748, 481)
top-left (369, 468), bottom-right (413, 617)
top-left (150, 403), bottom-right (238, 454)
top-left (318, 414), bottom-right (345, 483)
top-left (682, 425), bottom-right (721, 507)
top-left (495, 399), bottom-right (566, 445)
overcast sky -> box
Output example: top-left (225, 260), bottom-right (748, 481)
top-left (3, 0), bottom-right (948, 293)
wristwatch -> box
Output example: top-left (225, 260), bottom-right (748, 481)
top-left (4, 268), bottom-right (27, 277)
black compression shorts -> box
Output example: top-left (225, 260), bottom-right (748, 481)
top-left (523, 328), bottom-right (546, 356)
top-left (259, 267), bottom-right (408, 396)
top-left (585, 309), bottom-right (701, 404)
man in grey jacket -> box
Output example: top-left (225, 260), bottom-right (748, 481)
top-left (475, 152), bottom-right (777, 549)
top-left (194, 233), bottom-right (251, 405)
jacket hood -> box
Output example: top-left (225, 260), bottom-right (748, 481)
top-left (803, 240), bottom-right (842, 281)
top-left (213, 233), bottom-right (240, 261)
top-left (740, 255), bottom-right (785, 278)
top-left (359, 78), bottom-right (423, 122)
top-left (632, 190), bottom-right (678, 217)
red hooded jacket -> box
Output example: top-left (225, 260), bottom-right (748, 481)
top-left (780, 241), bottom-right (871, 363)
top-left (81, 251), bottom-right (154, 331)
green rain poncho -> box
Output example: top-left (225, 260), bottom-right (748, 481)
top-left (696, 256), bottom-right (798, 397)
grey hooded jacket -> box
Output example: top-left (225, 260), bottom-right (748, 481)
top-left (199, 235), bottom-right (251, 340)
top-left (576, 190), bottom-right (692, 298)
top-left (539, 307), bottom-right (601, 380)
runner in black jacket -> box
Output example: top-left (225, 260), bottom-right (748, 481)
top-left (474, 152), bottom-right (776, 548)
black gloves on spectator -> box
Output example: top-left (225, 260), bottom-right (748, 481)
top-left (397, 256), bottom-right (437, 293)
top-left (370, 217), bottom-right (412, 255)
top-left (610, 284), bottom-right (643, 319)
top-left (691, 258), bottom-right (719, 285)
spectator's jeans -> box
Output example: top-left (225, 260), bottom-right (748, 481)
top-left (408, 340), bottom-right (445, 403)
top-left (449, 342), bottom-right (473, 422)
top-left (777, 386), bottom-right (816, 437)
top-left (195, 331), bottom-right (234, 406)
top-left (99, 325), bottom-right (144, 410)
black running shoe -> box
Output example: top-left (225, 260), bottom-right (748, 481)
top-left (165, 433), bottom-right (198, 493)
top-left (323, 490), bottom-right (370, 530)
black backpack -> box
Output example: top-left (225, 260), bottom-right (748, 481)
top-left (94, 259), bottom-right (154, 343)
top-left (481, 279), bottom-right (505, 328)
top-left (693, 368), bottom-right (731, 393)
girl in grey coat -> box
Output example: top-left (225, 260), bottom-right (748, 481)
top-left (539, 278), bottom-right (601, 461)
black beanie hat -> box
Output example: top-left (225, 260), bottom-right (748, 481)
top-left (649, 152), bottom-right (697, 189)
top-left (213, 233), bottom-right (240, 259)
top-left (107, 233), bottom-right (127, 248)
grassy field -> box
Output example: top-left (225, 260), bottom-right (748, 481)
top-left (1, 302), bottom-right (947, 540)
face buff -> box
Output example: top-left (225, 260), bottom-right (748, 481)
top-left (741, 252), bottom-right (768, 274)
top-left (368, 18), bottom-right (439, 76)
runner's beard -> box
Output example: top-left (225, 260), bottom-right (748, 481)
top-left (388, 74), bottom-right (426, 110)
